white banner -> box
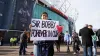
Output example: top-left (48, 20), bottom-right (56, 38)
top-left (30, 19), bottom-right (59, 41)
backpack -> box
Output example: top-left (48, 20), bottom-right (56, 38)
top-left (92, 33), bottom-right (97, 41)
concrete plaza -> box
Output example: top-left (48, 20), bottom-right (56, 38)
top-left (0, 44), bottom-right (100, 56)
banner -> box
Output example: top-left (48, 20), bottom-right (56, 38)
top-left (30, 19), bottom-right (59, 41)
top-left (14, 0), bottom-right (33, 30)
top-left (0, 0), bottom-right (12, 29)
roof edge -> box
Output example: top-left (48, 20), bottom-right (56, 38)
top-left (39, 0), bottom-right (68, 20)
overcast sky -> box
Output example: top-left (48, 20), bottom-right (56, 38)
top-left (46, 0), bottom-right (100, 32)
top-left (70, 0), bottom-right (100, 32)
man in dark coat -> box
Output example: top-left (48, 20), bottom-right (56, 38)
top-left (19, 29), bottom-right (28, 55)
top-left (96, 29), bottom-right (100, 46)
top-left (96, 29), bottom-right (100, 41)
top-left (79, 25), bottom-right (94, 56)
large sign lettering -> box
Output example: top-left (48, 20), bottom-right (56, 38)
top-left (30, 19), bottom-right (59, 41)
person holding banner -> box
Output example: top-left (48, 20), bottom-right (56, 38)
top-left (30, 12), bottom-right (55, 56)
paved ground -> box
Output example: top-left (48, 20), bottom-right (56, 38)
top-left (0, 44), bottom-right (100, 56)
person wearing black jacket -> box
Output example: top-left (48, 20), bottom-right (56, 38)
top-left (19, 29), bottom-right (28, 55)
top-left (96, 29), bottom-right (100, 40)
top-left (72, 32), bottom-right (80, 54)
top-left (79, 25), bottom-right (94, 56)
top-left (96, 29), bottom-right (100, 46)
top-left (55, 32), bottom-right (64, 52)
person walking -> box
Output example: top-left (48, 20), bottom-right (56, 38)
top-left (88, 25), bottom-right (97, 56)
top-left (96, 29), bottom-right (100, 46)
top-left (64, 31), bottom-right (71, 52)
top-left (72, 32), bottom-right (80, 54)
top-left (19, 29), bottom-right (28, 55)
top-left (79, 24), bottom-right (94, 56)
top-left (55, 32), bottom-right (64, 52)
top-left (92, 31), bottom-right (97, 56)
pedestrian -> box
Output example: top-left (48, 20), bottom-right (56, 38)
top-left (13, 36), bottom-right (17, 46)
top-left (0, 37), bottom-right (3, 46)
top-left (92, 31), bottom-right (97, 56)
top-left (55, 32), bottom-right (63, 52)
top-left (79, 24), bottom-right (94, 56)
top-left (10, 37), bottom-right (15, 46)
top-left (88, 25), bottom-right (97, 56)
top-left (96, 29), bottom-right (100, 46)
top-left (29, 12), bottom-right (54, 56)
top-left (96, 29), bottom-right (100, 41)
top-left (72, 32), bottom-right (80, 54)
top-left (19, 29), bottom-right (28, 55)
top-left (64, 31), bottom-right (71, 52)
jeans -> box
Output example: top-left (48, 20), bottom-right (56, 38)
top-left (33, 42), bottom-right (54, 56)
top-left (47, 44), bottom-right (54, 56)
top-left (19, 43), bottom-right (26, 55)
top-left (92, 41), bottom-right (97, 56)
top-left (73, 41), bottom-right (80, 53)
top-left (33, 45), bottom-right (41, 56)
top-left (66, 41), bottom-right (70, 52)
top-left (83, 46), bottom-right (92, 56)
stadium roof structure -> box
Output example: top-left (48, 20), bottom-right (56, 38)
top-left (39, 0), bottom-right (68, 20)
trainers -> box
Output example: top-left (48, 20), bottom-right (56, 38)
top-left (73, 52), bottom-right (76, 54)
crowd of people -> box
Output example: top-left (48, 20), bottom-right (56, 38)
top-left (16, 12), bottom-right (100, 56)
top-left (78, 24), bottom-right (100, 56)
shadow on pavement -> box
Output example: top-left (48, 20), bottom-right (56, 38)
top-left (97, 52), bottom-right (100, 55)
top-left (54, 51), bottom-right (83, 56)
top-left (54, 51), bottom-right (100, 56)
top-left (0, 53), bottom-right (7, 55)
top-left (0, 50), bottom-right (15, 52)
top-left (0, 50), bottom-right (15, 55)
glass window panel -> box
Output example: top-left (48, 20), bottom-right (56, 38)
top-left (32, 4), bottom-right (70, 33)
